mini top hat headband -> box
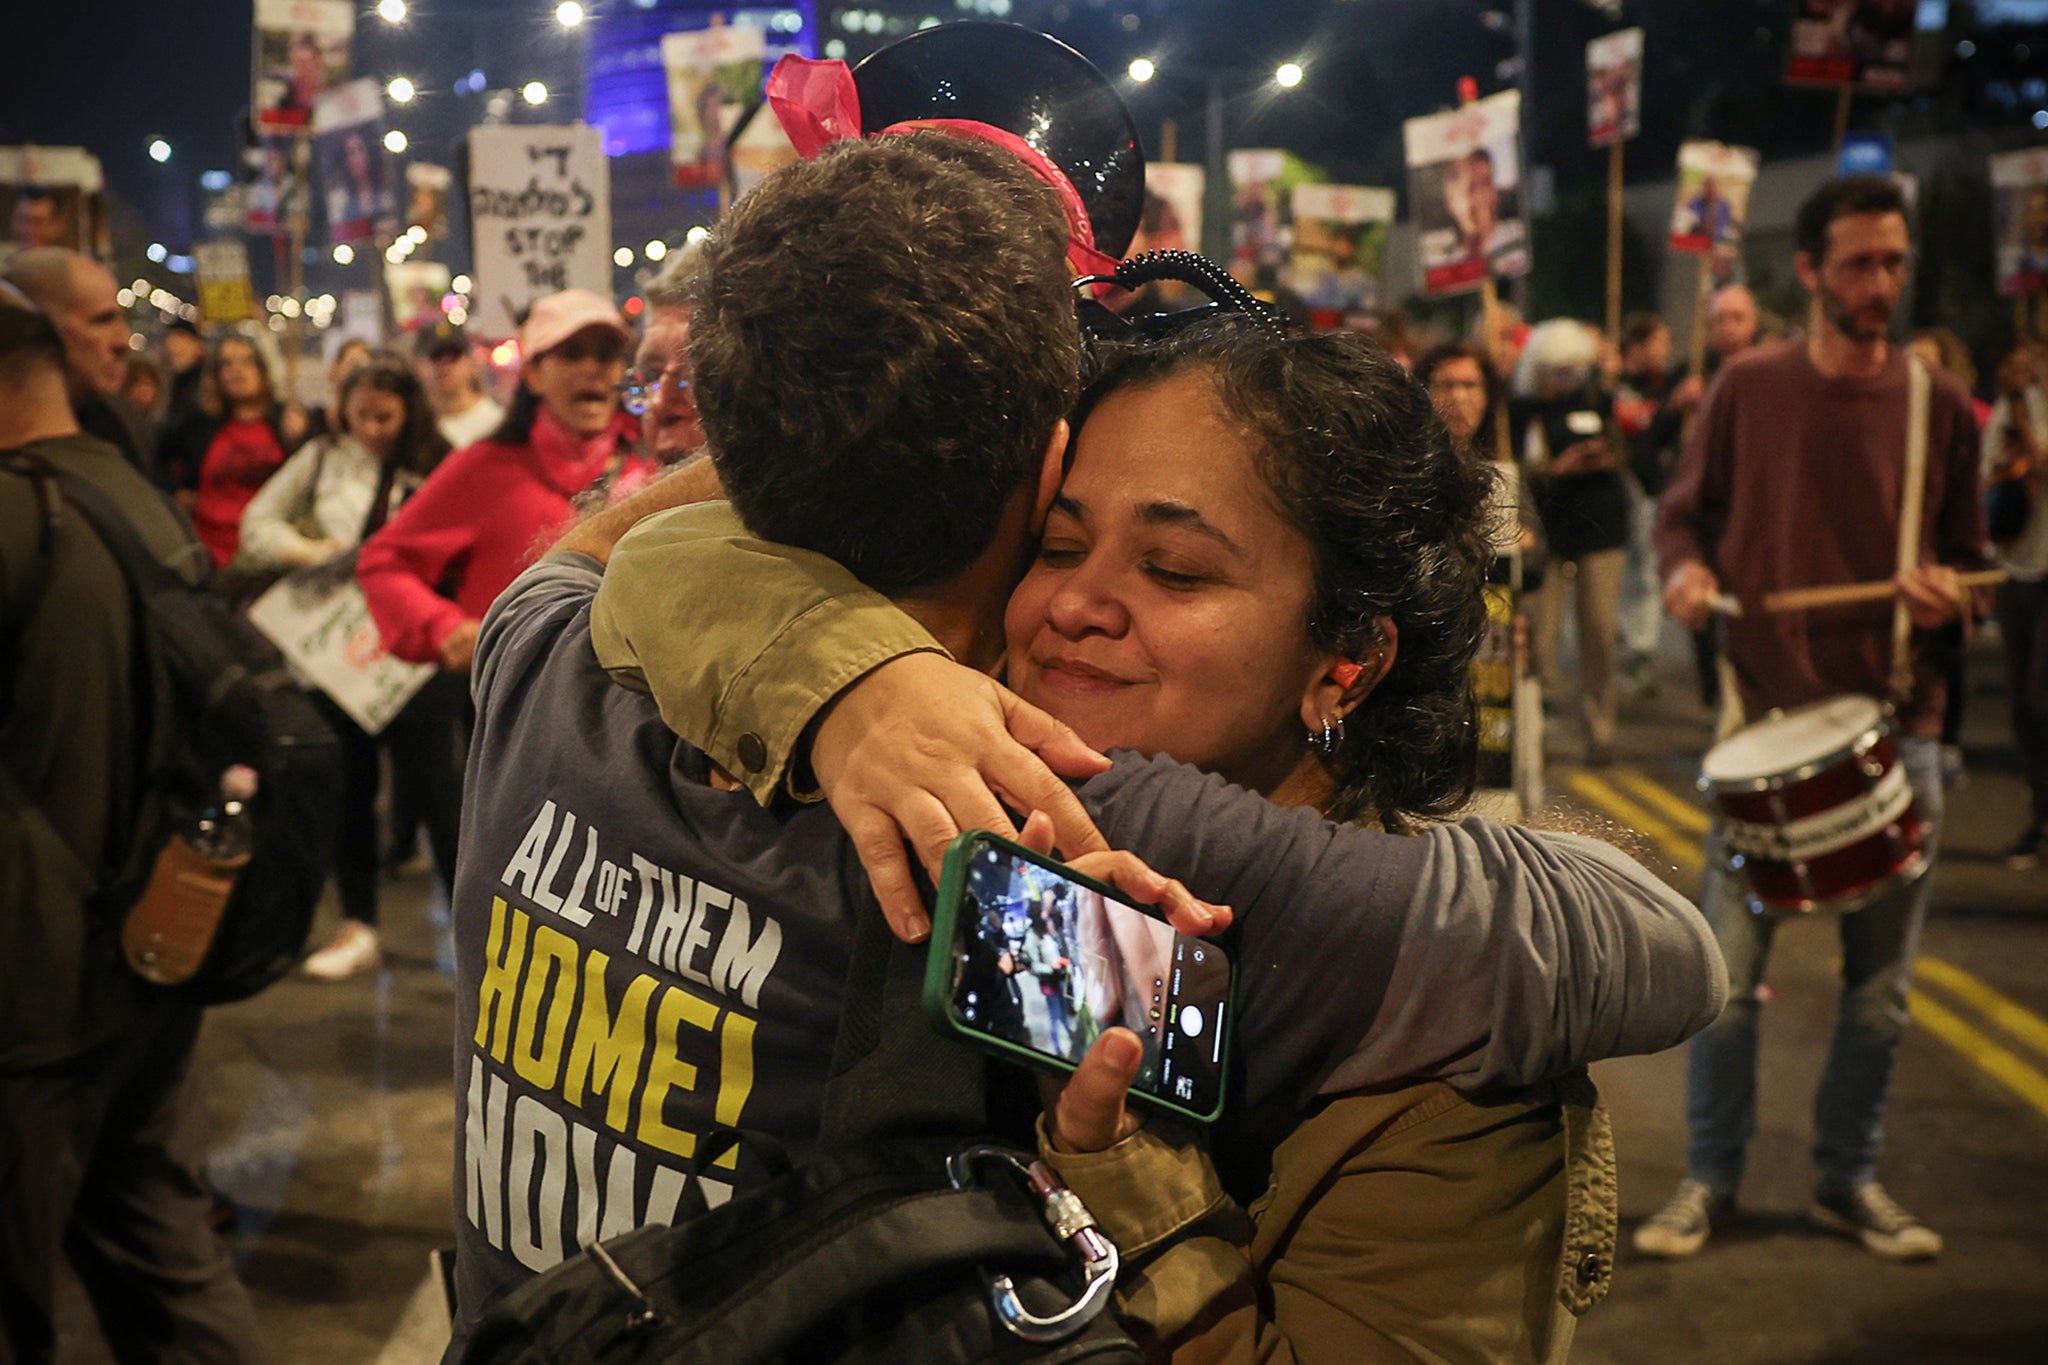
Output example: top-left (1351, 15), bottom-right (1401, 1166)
top-left (765, 22), bottom-right (1145, 278)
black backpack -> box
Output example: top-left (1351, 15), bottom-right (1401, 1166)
top-left (2, 450), bottom-right (343, 1003)
top-left (461, 884), bottom-right (1143, 1365)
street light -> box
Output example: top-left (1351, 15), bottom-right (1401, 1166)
top-left (333, 243), bottom-right (355, 265)
top-left (376, 0), bottom-right (407, 23)
top-left (522, 81), bottom-right (549, 106)
top-left (384, 129), bottom-right (409, 153)
top-left (147, 138), bottom-right (172, 163)
top-left (147, 242), bottom-right (168, 262)
top-left (555, 1), bottom-right (585, 27)
top-left (613, 246), bottom-right (634, 268)
top-left (1129, 58), bottom-right (1156, 83)
top-left (1275, 62), bottom-right (1305, 89)
top-left (645, 239), bottom-right (669, 261)
top-left (388, 76), bottom-right (416, 104)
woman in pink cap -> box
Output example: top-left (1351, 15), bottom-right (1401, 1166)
top-left (358, 288), bottom-right (651, 673)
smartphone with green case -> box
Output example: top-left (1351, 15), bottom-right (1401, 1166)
top-left (923, 828), bottom-right (1231, 1124)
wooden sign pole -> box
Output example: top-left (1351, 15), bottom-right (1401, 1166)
top-left (284, 129), bottom-right (309, 407)
top-left (1605, 140), bottom-right (1625, 343)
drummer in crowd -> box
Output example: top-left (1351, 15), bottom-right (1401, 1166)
top-left (1645, 175), bottom-right (1985, 1263)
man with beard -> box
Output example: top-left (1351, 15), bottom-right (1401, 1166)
top-left (1642, 176), bottom-right (1983, 1263)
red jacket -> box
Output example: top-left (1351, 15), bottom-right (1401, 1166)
top-left (357, 406), bottom-right (650, 663)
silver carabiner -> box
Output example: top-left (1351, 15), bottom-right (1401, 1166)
top-left (946, 1143), bottom-right (1121, 1344)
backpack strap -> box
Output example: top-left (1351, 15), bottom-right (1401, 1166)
top-left (0, 450), bottom-right (63, 719)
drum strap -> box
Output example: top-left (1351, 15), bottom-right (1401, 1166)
top-left (1889, 357), bottom-right (1930, 705)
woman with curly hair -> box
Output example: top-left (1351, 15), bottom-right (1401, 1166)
top-left (594, 317), bottom-right (1626, 1359)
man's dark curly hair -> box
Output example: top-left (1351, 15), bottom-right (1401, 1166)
top-left (688, 133), bottom-right (1080, 594)
top-left (1794, 174), bottom-right (1909, 262)
top-left (1077, 322), bottom-right (1497, 825)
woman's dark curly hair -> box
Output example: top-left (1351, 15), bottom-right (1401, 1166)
top-left (1076, 321), bottom-right (1497, 825)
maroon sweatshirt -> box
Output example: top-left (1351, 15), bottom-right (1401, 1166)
top-left (1655, 338), bottom-right (1985, 735)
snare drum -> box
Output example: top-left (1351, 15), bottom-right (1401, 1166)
top-left (1699, 696), bottom-right (1930, 914)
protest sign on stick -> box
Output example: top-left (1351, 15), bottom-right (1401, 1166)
top-left (1669, 140), bottom-right (1759, 256)
top-left (1587, 28), bottom-right (1643, 149)
top-left (663, 25), bottom-right (767, 192)
top-left (1142, 162), bottom-right (1205, 258)
top-left (467, 125), bottom-right (613, 339)
top-left (313, 78), bottom-right (394, 247)
top-left (1784, 0), bottom-right (1920, 93)
top-left (1404, 91), bottom-right (1530, 296)
top-left (1227, 149), bottom-right (1287, 286)
top-left (1285, 183), bottom-right (1394, 320)
top-left (254, 0), bottom-right (353, 134)
top-left (1587, 28), bottom-right (1643, 339)
top-left (1992, 148), bottom-right (2048, 301)
top-left (193, 240), bottom-right (255, 325)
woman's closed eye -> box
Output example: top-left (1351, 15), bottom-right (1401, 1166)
top-left (1143, 560), bottom-right (1210, 590)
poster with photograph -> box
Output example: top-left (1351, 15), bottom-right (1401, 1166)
top-left (243, 136), bottom-right (305, 235)
top-left (193, 240), bottom-right (255, 324)
top-left (1784, 0), bottom-right (1919, 92)
top-left (1284, 183), bottom-right (1395, 316)
top-left (247, 573), bottom-right (432, 735)
top-left (1137, 163), bottom-right (1204, 258)
top-left (663, 25), bottom-right (767, 191)
top-left (1403, 91), bottom-right (1530, 295)
top-left (313, 79), bottom-right (394, 246)
top-left (1228, 149), bottom-right (1286, 284)
top-left (1668, 140), bottom-right (1759, 254)
top-left (1992, 147), bottom-right (2048, 298)
top-left (404, 163), bottom-right (452, 241)
top-left (254, 0), bottom-right (354, 133)
top-left (1, 146), bottom-right (104, 260)
top-left (386, 259), bottom-right (452, 332)
top-left (1586, 28), bottom-right (1643, 148)
top-left (467, 125), bottom-right (612, 338)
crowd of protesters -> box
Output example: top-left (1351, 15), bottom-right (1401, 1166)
top-left (2, 115), bottom-right (2045, 1362)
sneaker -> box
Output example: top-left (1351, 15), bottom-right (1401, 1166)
top-left (2004, 828), bottom-right (2043, 872)
top-left (1809, 1183), bottom-right (1943, 1261)
top-left (1632, 1178), bottom-right (1729, 1259)
top-left (301, 921), bottom-right (381, 981)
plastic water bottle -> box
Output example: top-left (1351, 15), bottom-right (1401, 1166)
top-left (192, 765), bottom-right (259, 864)
top-left (123, 765), bottom-right (259, 984)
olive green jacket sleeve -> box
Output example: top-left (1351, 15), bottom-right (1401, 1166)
top-left (1039, 1075), bottom-right (1616, 1365)
top-left (589, 502), bottom-right (944, 804)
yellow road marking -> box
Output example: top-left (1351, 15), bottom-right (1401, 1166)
top-left (1907, 990), bottom-right (2048, 1124)
top-left (1563, 770), bottom-right (1703, 874)
top-left (1915, 956), bottom-right (2048, 1065)
top-left (1613, 769), bottom-right (1711, 835)
top-left (1568, 765), bottom-right (2048, 1127)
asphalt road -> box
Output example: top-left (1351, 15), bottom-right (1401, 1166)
top-left (51, 623), bottom-right (2048, 1364)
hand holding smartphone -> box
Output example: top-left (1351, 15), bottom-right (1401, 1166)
top-left (924, 830), bottom-right (1233, 1124)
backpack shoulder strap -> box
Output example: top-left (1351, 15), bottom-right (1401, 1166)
top-left (0, 450), bottom-right (64, 718)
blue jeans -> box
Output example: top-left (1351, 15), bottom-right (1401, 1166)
top-left (1684, 736), bottom-right (1942, 1197)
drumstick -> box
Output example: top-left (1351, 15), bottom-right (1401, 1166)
top-left (1761, 568), bottom-right (2008, 614)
